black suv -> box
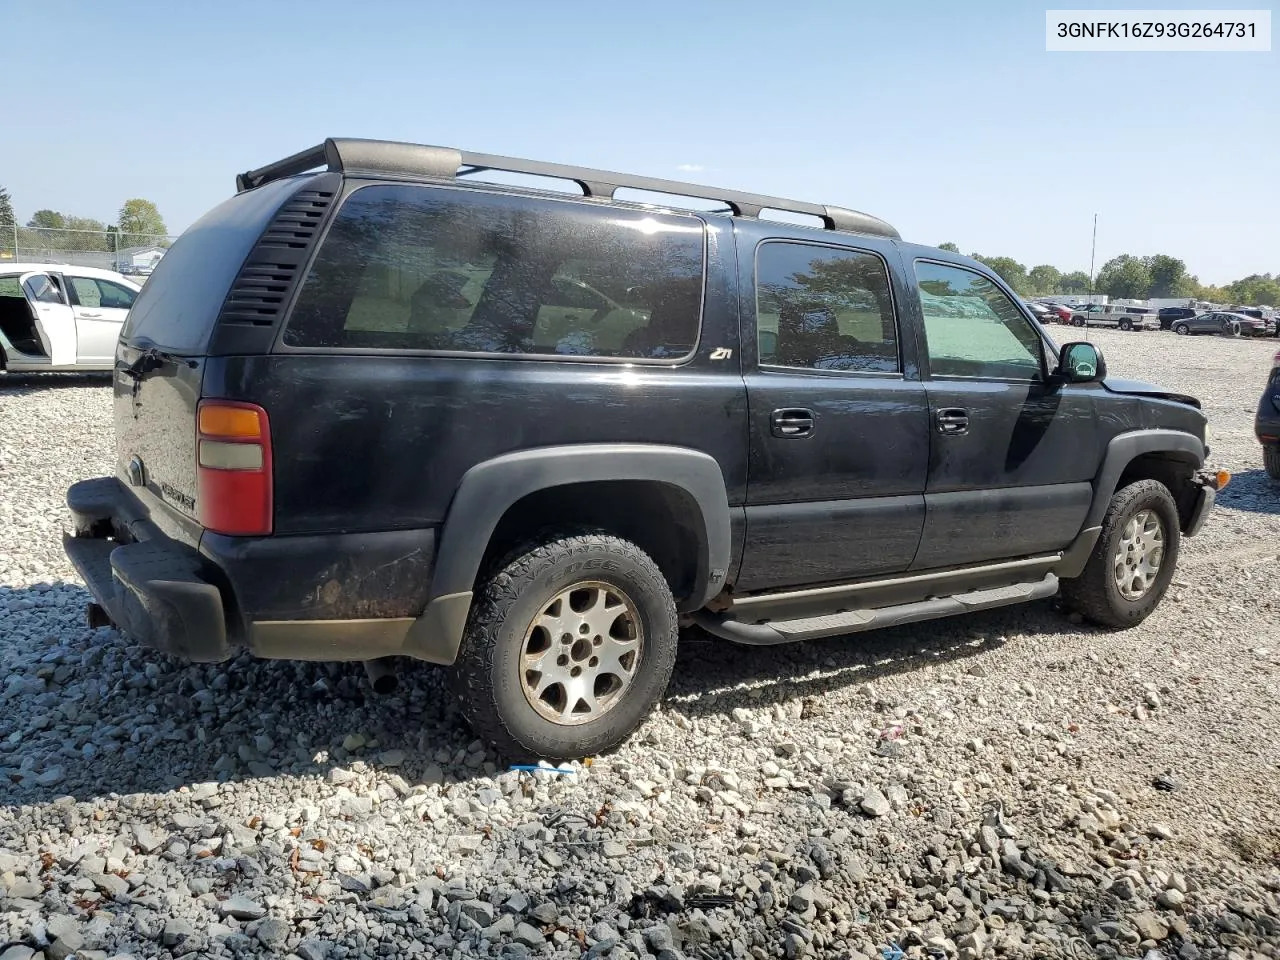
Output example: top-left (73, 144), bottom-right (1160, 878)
top-left (1157, 307), bottom-right (1197, 330)
top-left (64, 138), bottom-right (1226, 758)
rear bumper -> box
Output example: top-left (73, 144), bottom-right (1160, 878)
top-left (64, 477), bottom-right (443, 663)
top-left (66, 478), bottom-right (232, 661)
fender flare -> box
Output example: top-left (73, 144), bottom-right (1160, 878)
top-left (403, 443), bottom-right (731, 664)
top-left (1084, 429), bottom-right (1205, 529)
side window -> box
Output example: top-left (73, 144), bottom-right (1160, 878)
top-left (69, 277), bottom-right (103, 308)
top-left (914, 261), bottom-right (1044, 380)
top-left (284, 184), bottom-right (704, 360)
top-left (97, 280), bottom-right (137, 309)
top-left (755, 241), bottom-right (899, 374)
top-left (25, 274), bottom-right (65, 304)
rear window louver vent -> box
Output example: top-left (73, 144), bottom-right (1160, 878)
top-left (218, 188), bottom-right (334, 328)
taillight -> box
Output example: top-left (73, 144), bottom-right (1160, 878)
top-left (196, 400), bottom-right (272, 536)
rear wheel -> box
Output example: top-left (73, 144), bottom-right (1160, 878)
top-left (1173, 322), bottom-right (1189, 335)
top-left (453, 530), bottom-right (678, 759)
top-left (1265, 445), bottom-right (1280, 483)
top-left (1060, 479), bottom-right (1180, 628)
top-left (1118, 318), bottom-right (1133, 331)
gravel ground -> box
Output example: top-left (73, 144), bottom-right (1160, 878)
top-left (2, 329), bottom-right (1279, 960)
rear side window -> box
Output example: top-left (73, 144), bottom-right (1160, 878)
top-left (67, 277), bottom-right (137, 310)
top-left (755, 241), bottom-right (899, 373)
top-left (284, 184), bottom-right (705, 360)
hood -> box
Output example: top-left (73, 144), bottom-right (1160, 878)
top-left (1102, 377), bottom-right (1201, 409)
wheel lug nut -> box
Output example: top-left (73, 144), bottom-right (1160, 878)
top-left (589, 657), bottom-right (599, 667)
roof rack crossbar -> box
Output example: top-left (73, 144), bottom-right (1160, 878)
top-left (235, 137), bottom-right (900, 239)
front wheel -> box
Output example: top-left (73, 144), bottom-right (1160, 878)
top-left (453, 530), bottom-right (678, 759)
top-left (1073, 317), bottom-right (1086, 327)
top-left (1173, 323), bottom-right (1189, 335)
top-left (1265, 445), bottom-right (1280, 483)
top-left (1060, 479), bottom-right (1181, 628)
top-left (1118, 318), bottom-right (1133, 331)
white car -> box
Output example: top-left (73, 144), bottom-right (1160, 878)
top-left (0, 263), bottom-right (141, 372)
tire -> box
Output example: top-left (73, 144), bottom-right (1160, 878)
top-left (1118, 318), bottom-right (1133, 331)
top-left (1072, 317), bottom-right (1086, 327)
top-left (1173, 323), bottom-right (1189, 335)
top-left (1060, 479), bottom-right (1181, 629)
top-left (1265, 445), bottom-right (1280, 483)
top-left (453, 530), bottom-right (678, 759)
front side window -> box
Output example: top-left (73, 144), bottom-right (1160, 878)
top-left (755, 241), bottom-right (899, 374)
top-left (284, 184), bottom-right (705, 360)
top-left (914, 260), bottom-right (1044, 380)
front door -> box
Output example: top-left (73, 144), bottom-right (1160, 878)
top-left (737, 237), bottom-right (930, 592)
top-left (65, 274), bottom-right (137, 364)
top-left (911, 259), bottom-right (1100, 570)
top-left (19, 272), bottom-right (76, 366)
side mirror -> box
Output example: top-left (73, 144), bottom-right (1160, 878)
top-left (1057, 341), bottom-right (1106, 383)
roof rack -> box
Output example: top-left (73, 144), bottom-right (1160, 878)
top-left (235, 138), bottom-right (900, 240)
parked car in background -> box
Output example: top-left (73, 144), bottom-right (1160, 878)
top-left (1170, 312), bottom-right (1274, 337)
top-left (1158, 307), bottom-right (1198, 330)
top-left (1024, 300), bottom-right (1053, 323)
top-left (61, 136), bottom-right (1225, 759)
top-left (0, 264), bottom-right (141, 372)
top-left (1050, 303), bottom-right (1074, 323)
top-left (1071, 303), bottom-right (1157, 331)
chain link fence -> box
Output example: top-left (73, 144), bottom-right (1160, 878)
top-left (0, 225), bottom-right (176, 276)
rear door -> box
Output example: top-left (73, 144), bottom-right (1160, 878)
top-left (19, 272), bottom-right (76, 365)
top-left (736, 232), bottom-right (929, 591)
top-left (910, 258), bottom-right (1099, 569)
top-left (65, 275), bottom-right (138, 364)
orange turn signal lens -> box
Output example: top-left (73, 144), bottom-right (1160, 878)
top-left (1215, 469), bottom-right (1231, 490)
top-left (198, 404), bottom-right (262, 440)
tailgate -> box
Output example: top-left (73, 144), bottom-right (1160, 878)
top-left (112, 350), bottom-right (207, 548)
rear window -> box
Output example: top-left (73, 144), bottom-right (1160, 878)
top-left (282, 184), bottom-right (705, 360)
top-left (121, 177), bottom-right (314, 354)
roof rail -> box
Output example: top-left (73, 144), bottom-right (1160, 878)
top-left (235, 138), bottom-right (900, 240)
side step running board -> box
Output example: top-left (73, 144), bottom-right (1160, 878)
top-left (692, 575), bottom-right (1059, 646)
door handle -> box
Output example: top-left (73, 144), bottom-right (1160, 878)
top-left (936, 408), bottom-right (969, 435)
top-left (771, 408), bottom-right (815, 438)
top-left (79, 311), bottom-right (103, 319)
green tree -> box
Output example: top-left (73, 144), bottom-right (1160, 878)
top-left (1095, 255), bottom-right (1152, 299)
top-left (63, 216), bottom-right (110, 252)
top-left (1145, 254), bottom-right (1193, 298)
top-left (973, 255), bottom-right (1029, 294)
top-left (1028, 264), bottom-right (1062, 296)
top-left (1059, 270), bottom-right (1091, 294)
top-left (938, 242), bottom-right (960, 253)
top-left (117, 198), bottom-right (168, 248)
top-left (28, 209), bottom-right (66, 230)
top-left (1226, 273), bottom-right (1280, 306)
top-left (0, 186), bottom-right (13, 259)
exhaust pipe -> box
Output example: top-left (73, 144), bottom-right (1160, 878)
top-left (362, 658), bottom-right (399, 695)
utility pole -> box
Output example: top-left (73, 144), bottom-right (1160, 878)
top-left (1088, 213), bottom-right (1098, 303)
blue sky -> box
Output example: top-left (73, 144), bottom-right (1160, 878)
top-left (4, 0), bottom-right (1275, 285)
